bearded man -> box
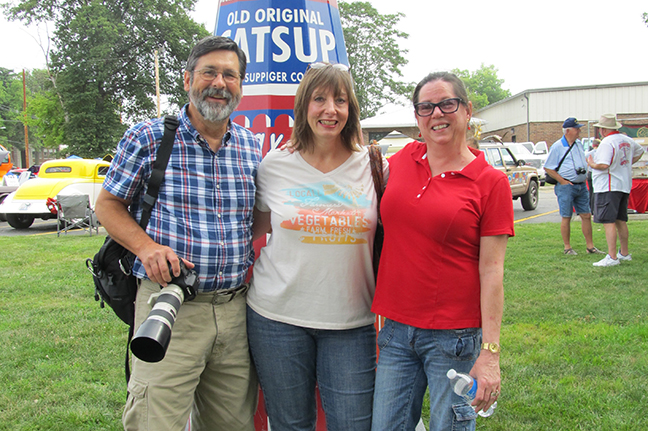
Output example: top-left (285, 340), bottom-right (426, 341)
top-left (95, 36), bottom-right (261, 431)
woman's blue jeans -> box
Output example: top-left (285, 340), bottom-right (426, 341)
top-left (372, 319), bottom-right (481, 431)
top-left (247, 306), bottom-right (376, 431)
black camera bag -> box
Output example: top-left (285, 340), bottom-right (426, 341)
top-left (85, 115), bottom-right (178, 384)
top-left (87, 237), bottom-right (137, 325)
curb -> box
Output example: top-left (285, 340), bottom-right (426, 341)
top-left (628, 213), bottom-right (648, 221)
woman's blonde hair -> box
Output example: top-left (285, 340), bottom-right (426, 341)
top-left (291, 64), bottom-right (362, 152)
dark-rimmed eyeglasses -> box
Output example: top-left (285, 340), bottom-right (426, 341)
top-left (414, 98), bottom-right (464, 117)
top-left (307, 62), bottom-right (349, 73)
top-left (193, 68), bottom-right (241, 84)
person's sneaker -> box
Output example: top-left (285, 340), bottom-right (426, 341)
top-left (587, 247), bottom-right (605, 254)
top-left (617, 251), bottom-right (632, 261)
top-left (564, 248), bottom-right (577, 255)
top-left (593, 255), bottom-right (620, 267)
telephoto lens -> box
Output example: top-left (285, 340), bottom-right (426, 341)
top-left (130, 260), bottom-right (198, 362)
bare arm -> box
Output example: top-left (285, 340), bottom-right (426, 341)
top-left (252, 208), bottom-right (271, 242)
top-left (470, 234), bottom-right (508, 414)
top-left (94, 188), bottom-right (189, 285)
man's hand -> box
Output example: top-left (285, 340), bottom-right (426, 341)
top-left (138, 245), bottom-right (195, 286)
top-left (95, 188), bottom-right (194, 286)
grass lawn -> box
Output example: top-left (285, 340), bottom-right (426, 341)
top-left (1, 221), bottom-right (647, 430)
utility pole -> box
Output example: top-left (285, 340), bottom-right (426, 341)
top-left (155, 50), bottom-right (161, 118)
top-left (22, 69), bottom-right (30, 167)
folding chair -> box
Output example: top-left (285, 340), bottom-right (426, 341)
top-left (56, 194), bottom-right (98, 236)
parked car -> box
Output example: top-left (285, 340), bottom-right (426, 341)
top-left (0, 158), bottom-right (110, 229)
top-left (481, 136), bottom-right (546, 186)
top-left (520, 140), bottom-right (549, 156)
top-left (0, 144), bottom-right (12, 180)
top-left (505, 143), bottom-right (547, 185)
top-left (0, 185), bottom-right (16, 208)
top-left (479, 142), bottom-right (540, 211)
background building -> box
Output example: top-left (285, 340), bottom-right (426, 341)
top-left (476, 81), bottom-right (648, 146)
top-left (360, 82), bottom-right (648, 148)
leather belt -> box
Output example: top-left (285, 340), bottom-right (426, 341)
top-left (192, 284), bottom-right (249, 305)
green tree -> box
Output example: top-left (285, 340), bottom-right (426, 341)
top-left (0, 68), bottom-right (48, 156)
top-left (339, 1), bottom-right (413, 119)
top-left (24, 69), bottom-right (66, 152)
top-left (0, 68), bottom-right (25, 151)
top-left (4, 0), bottom-right (209, 157)
top-left (452, 64), bottom-right (511, 110)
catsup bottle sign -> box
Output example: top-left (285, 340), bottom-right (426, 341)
top-left (215, 0), bottom-right (349, 155)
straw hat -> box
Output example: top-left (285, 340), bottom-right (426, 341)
top-left (593, 114), bottom-right (622, 130)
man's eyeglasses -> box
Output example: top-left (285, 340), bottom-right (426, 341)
top-left (193, 68), bottom-right (241, 84)
top-left (414, 98), bottom-right (464, 117)
top-left (307, 62), bottom-right (349, 73)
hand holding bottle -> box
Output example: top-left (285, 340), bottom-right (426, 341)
top-left (447, 369), bottom-right (497, 417)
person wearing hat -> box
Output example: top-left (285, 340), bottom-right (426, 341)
top-left (544, 117), bottom-right (604, 256)
top-left (587, 114), bottom-right (645, 267)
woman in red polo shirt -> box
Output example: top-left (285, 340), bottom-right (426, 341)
top-left (371, 72), bottom-right (514, 431)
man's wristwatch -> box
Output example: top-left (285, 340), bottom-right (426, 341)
top-left (481, 342), bottom-right (501, 353)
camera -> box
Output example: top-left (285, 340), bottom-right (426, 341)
top-left (130, 260), bottom-right (199, 362)
top-left (576, 167), bottom-right (587, 175)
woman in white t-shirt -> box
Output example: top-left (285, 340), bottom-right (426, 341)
top-left (247, 63), bottom-right (384, 431)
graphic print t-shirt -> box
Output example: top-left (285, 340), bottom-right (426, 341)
top-left (248, 147), bottom-right (379, 329)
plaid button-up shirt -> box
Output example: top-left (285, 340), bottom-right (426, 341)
top-left (103, 105), bottom-right (262, 292)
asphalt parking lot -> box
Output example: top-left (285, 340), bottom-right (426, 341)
top-left (1, 186), bottom-right (645, 237)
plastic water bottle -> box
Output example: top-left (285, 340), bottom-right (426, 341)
top-left (446, 369), bottom-right (497, 417)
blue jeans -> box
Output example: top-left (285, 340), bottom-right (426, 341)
top-left (372, 319), bottom-right (480, 431)
top-left (555, 182), bottom-right (591, 217)
top-left (247, 307), bottom-right (376, 431)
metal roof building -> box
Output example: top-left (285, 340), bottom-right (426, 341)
top-left (476, 82), bottom-right (648, 146)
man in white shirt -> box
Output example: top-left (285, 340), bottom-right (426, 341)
top-left (588, 114), bottom-right (645, 267)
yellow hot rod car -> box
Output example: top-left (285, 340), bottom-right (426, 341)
top-left (0, 158), bottom-right (110, 229)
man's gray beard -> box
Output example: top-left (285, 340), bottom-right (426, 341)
top-left (190, 86), bottom-right (241, 122)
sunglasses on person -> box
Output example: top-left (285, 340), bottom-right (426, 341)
top-left (414, 98), bottom-right (464, 117)
top-left (307, 62), bottom-right (350, 73)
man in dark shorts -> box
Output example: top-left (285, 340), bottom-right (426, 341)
top-left (588, 114), bottom-right (645, 267)
top-left (544, 117), bottom-right (603, 256)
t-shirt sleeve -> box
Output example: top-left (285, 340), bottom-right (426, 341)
top-left (480, 172), bottom-right (515, 238)
top-left (383, 157), bottom-right (390, 184)
top-left (544, 144), bottom-right (560, 170)
top-left (254, 153), bottom-right (272, 212)
top-left (594, 141), bottom-right (614, 165)
top-left (633, 140), bottom-right (646, 158)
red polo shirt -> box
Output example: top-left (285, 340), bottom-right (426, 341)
top-left (372, 142), bottom-right (514, 329)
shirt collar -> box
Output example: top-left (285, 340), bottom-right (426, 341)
top-left (180, 103), bottom-right (233, 148)
top-left (409, 141), bottom-right (488, 181)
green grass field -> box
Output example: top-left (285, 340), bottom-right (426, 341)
top-left (0, 221), bottom-right (646, 430)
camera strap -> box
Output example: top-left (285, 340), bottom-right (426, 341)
top-left (554, 140), bottom-right (576, 176)
top-left (123, 115), bottom-right (179, 387)
top-left (139, 115), bottom-right (180, 229)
